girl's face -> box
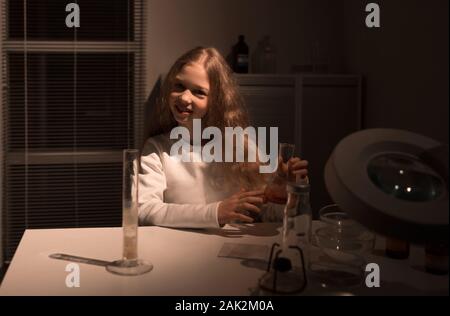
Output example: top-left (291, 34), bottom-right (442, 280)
top-left (169, 62), bottom-right (210, 130)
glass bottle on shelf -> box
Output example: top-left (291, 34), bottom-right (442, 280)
top-left (253, 36), bottom-right (276, 74)
top-left (232, 35), bottom-right (249, 73)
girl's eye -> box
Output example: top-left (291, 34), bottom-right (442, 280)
top-left (194, 90), bottom-right (207, 97)
top-left (173, 83), bottom-right (184, 91)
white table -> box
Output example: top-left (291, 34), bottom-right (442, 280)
top-left (0, 223), bottom-right (448, 296)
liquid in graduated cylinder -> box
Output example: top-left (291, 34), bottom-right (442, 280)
top-left (123, 206), bottom-right (138, 260)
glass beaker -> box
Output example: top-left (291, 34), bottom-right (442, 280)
top-left (264, 143), bottom-right (295, 204)
top-left (258, 182), bottom-right (311, 295)
top-left (106, 149), bottom-right (153, 276)
top-left (282, 182), bottom-right (312, 251)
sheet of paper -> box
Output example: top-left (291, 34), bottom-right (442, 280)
top-left (218, 242), bottom-right (269, 261)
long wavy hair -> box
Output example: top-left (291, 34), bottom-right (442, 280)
top-left (147, 47), bottom-right (266, 190)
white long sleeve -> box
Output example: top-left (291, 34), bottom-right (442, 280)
top-left (138, 134), bottom-right (223, 228)
top-left (138, 133), bottom-right (290, 228)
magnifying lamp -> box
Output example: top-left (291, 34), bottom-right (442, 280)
top-left (324, 129), bottom-right (449, 243)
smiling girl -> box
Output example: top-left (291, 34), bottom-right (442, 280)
top-left (139, 47), bottom-right (308, 228)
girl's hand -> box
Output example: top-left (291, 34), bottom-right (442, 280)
top-left (217, 189), bottom-right (265, 225)
top-left (288, 157), bottom-right (309, 180)
top-left (277, 157), bottom-right (309, 181)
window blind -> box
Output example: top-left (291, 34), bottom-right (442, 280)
top-left (1, 0), bottom-right (146, 263)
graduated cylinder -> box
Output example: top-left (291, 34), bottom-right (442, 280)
top-left (122, 149), bottom-right (140, 261)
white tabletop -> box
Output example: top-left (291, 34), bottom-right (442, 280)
top-left (0, 223), bottom-right (448, 296)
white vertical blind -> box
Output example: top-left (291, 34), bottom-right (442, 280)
top-left (1, 0), bottom-right (146, 263)
top-left (0, 0), bottom-right (6, 268)
top-left (23, 0), bottom-right (29, 229)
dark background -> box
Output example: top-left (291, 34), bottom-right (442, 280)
top-left (146, 0), bottom-right (449, 144)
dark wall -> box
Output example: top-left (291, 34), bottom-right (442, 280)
top-left (145, 0), bottom-right (345, 92)
top-left (342, 0), bottom-right (449, 143)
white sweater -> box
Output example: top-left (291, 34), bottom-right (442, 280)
top-left (138, 133), bottom-right (283, 228)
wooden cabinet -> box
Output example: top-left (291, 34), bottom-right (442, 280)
top-left (236, 74), bottom-right (362, 214)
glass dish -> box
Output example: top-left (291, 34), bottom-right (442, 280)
top-left (315, 226), bottom-right (375, 256)
top-left (310, 226), bottom-right (371, 289)
top-left (309, 204), bottom-right (376, 288)
top-left (320, 204), bottom-right (360, 228)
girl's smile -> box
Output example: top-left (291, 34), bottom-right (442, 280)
top-left (174, 104), bottom-right (193, 116)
